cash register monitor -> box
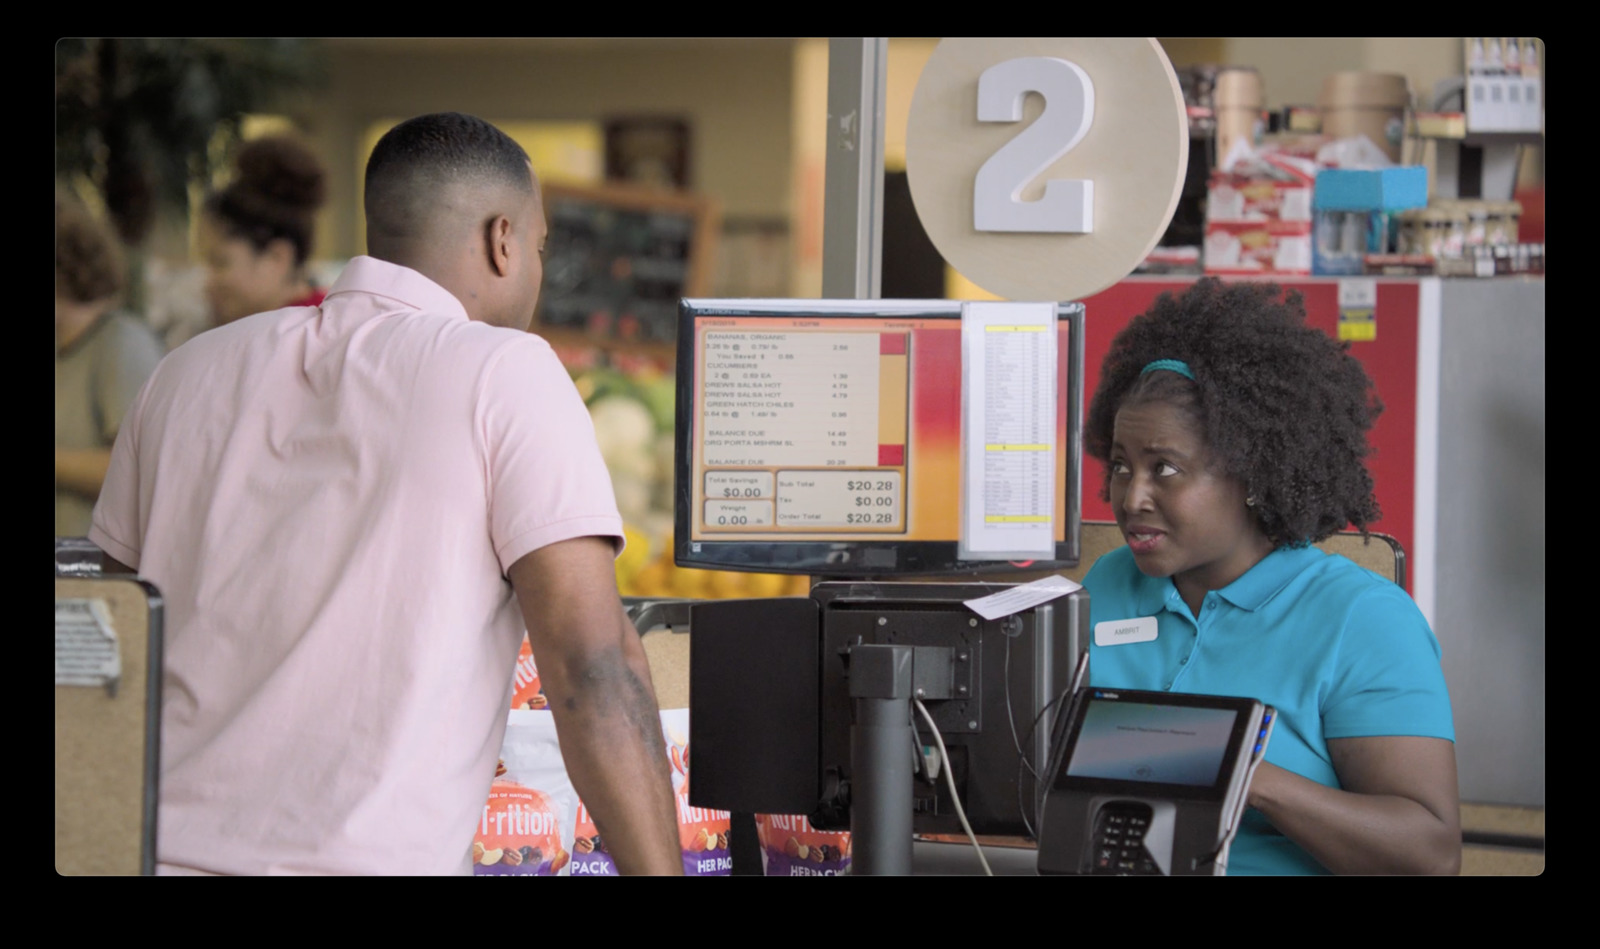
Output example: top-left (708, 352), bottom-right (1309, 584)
top-left (674, 298), bottom-right (1085, 576)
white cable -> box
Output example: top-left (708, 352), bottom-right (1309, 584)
top-left (912, 697), bottom-right (993, 877)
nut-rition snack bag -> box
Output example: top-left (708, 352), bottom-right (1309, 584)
top-left (568, 800), bottom-right (616, 876)
top-left (755, 812), bottom-right (853, 876)
top-left (473, 710), bottom-right (576, 876)
top-left (567, 709), bottom-right (731, 877)
top-left (511, 633), bottom-right (548, 711)
top-left (666, 709), bottom-right (733, 876)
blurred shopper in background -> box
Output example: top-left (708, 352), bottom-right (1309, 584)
top-left (55, 189), bottom-right (165, 536)
top-left (199, 135), bottom-right (329, 325)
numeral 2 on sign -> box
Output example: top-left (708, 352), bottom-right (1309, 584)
top-left (974, 57), bottom-right (1096, 233)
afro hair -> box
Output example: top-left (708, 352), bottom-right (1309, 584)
top-left (1085, 278), bottom-right (1383, 547)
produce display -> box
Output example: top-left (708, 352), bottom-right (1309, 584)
top-left (565, 351), bottom-right (809, 601)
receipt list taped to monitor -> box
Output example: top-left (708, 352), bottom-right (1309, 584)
top-left (959, 301), bottom-right (1057, 560)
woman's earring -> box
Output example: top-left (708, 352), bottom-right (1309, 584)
top-left (1246, 496), bottom-right (1258, 508)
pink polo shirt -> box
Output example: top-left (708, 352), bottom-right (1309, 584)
top-left (89, 256), bottom-right (624, 875)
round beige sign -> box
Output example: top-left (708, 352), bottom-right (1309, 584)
top-left (906, 38), bottom-right (1188, 302)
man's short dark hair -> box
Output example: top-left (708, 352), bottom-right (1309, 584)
top-left (364, 112), bottom-right (533, 245)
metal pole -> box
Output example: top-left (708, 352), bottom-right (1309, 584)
top-left (822, 37), bottom-right (888, 300)
top-left (848, 643), bottom-right (914, 875)
top-left (824, 37), bottom-right (901, 873)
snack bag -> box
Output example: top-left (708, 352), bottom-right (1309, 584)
top-left (677, 781), bottom-right (733, 876)
top-left (473, 710), bottom-right (576, 876)
top-left (755, 812), bottom-right (852, 876)
top-left (474, 778), bottom-right (569, 875)
top-left (511, 633), bottom-right (548, 711)
top-left (664, 708), bottom-right (733, 876)
top-left (568, 708), bottom-right (730, 876)
top-left (569, 800), bottom-right (617, 876)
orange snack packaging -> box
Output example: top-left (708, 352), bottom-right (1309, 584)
top-left (471, 711), bottom-right (576, 876)
top-left (755, 812), bottom-right (853, 876)
top-left (664, 708), bottom-right (732, 876)
top-left (568, 799), bottom-right (617, 876)
top-left (510, 633), bottom-right (548, 711)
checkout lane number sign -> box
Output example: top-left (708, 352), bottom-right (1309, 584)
top-left (906, 38), bottom-right (1190, 303)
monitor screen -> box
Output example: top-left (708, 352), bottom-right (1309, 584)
top-left (1066, 700), bottom-right (1238, 788)
top-left (1053, 690), bottom-right (1260, 802)
top-left (674, 298), bottom-right (1084, 576)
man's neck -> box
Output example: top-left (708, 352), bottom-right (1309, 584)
top-left (371, 247), bottom-right (488, 324)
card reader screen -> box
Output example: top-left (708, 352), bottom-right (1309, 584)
top-left (1066, 700), bottom-right (1239, 788)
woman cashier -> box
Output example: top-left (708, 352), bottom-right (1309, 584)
top-left (1080, 278), bottom-right (1459, 875)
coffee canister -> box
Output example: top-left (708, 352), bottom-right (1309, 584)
top-left (1215, 67), bottom-right (1264, 163)
top-left (1318, 72), bottom-right (1411, 163)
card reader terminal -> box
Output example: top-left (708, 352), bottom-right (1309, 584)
top-left (1037, 689), bottom-right (1276, 876)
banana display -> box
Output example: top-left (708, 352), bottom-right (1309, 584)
top-left (569, 356), bottom-right (807, 601)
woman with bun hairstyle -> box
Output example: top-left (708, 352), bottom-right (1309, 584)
top-left (1081, 277), bottom-right (1459, 875)
top-left (199, 135), bottom-right (329, 325)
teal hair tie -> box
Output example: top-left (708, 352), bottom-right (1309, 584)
top-left (1140, 358), bottom-right (1195, 381)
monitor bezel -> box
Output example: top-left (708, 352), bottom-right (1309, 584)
top-left (673, 297), bottom-right (1084, 578)
top-left (1053, 688), bottom-right (1264, 804)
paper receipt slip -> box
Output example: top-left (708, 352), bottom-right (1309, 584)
top-left (964, 575), bottom-right (1082, 621)
top-left (56, 598), bottom-right (121, 688)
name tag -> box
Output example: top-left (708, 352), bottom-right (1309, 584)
top-left (1094, 616), bottom-right (1158, 647)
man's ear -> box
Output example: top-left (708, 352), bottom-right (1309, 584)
top-left (486, 214), bottom-right (514, 277)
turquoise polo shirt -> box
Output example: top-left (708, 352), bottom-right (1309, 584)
top-left (1083, 544), bottom-right (1455, 875)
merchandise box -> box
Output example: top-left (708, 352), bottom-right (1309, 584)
top-left (1204, 219), bottom-right (1313, 276)
top-left (1206, 150), bottom-right (1317, 225)
top-left (1362, 253), bottom-right (1436, 276)
top-left (1312, 166), bottom-right (1429, 213)
top-left (1208, 176), bottom-right (1313, 223)
top-left (1311, 167), bottom-right (1427, 276)
top-left (1412, 112), bottom-right (1466, 139)
top-left (1312, 211), bottom-right (1393, 276)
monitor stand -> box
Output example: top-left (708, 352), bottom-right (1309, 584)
top-left (846, 642), bottom-right (917, 874)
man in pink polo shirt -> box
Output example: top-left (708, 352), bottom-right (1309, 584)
top-left (89, 113), bottom-right (682, 875)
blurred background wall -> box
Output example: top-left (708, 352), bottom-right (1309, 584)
top-left (59, 36), bottom-right (1543, 319)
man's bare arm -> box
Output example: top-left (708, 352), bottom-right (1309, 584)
top-left (508, 535), bottom-right (682, 875)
